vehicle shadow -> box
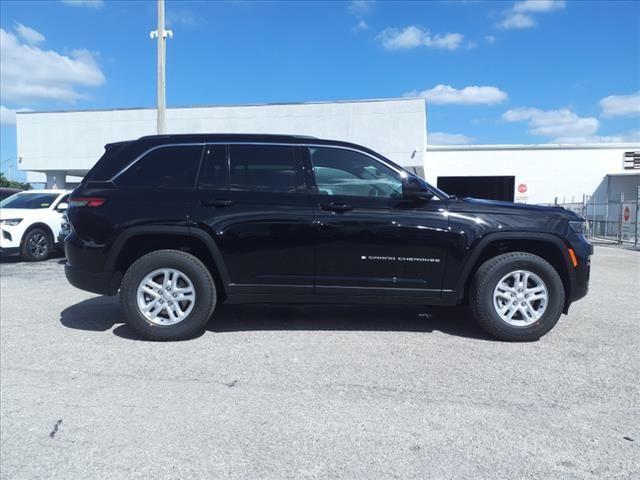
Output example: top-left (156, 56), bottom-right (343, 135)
top-left (60, 296), bottom-right (493, 341)
top-left (0, 251), bottom-right (65, 264)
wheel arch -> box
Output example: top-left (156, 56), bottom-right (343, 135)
top-left (455, 232), bottom-right (575, 311)
top-left (106, 226), bottom-right (230, 298)
top-left (20, 222), bottom-right (55, 246)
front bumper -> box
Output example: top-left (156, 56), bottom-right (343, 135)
top-left (1, 226), bottom-right (21, 250)
top-left (567, 234), bottom-right (593, 304)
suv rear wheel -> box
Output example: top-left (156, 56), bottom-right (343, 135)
top-left (120, 249), bottom-right (217, 341)
top-left (469, 252), bottom-right (565, 341)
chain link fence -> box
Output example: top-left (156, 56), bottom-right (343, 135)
top-left (553, 195), bottom-right (639, 246)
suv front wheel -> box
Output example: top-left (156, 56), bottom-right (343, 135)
top-left (120, 250), bottom-right (217, 341)
top-left (469, 252), bottom-right (565, 341)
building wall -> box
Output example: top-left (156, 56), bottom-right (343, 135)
top-left (16, 98), bottom-right (427, 183)
top-left (425, 145), bottom-right (640, 204)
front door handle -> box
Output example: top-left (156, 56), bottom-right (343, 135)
top-left (320, 202), bottom-right (353, 213)
top-left (202, 199), bottom-right (233, 208)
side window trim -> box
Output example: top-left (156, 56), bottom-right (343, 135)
top-left (110, 141), bottom-right (408, 188)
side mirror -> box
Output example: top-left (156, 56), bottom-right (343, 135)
top-left (402, 176), bottom-right (434, 202)
top-left (56, 202), bottom-right (68, 211)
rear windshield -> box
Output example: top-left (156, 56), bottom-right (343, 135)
top-left (0, 193), bottom-right (59, 209)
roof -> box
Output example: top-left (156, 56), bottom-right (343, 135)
top-left (136, 133), bottom-right (319, 143)
top-left (129, 134), bottom-right (389, 157)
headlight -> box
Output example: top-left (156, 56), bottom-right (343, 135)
top-left (569, 220), bottom-right (585, 234)
top-left (0, 218), bottom-right (22, 226)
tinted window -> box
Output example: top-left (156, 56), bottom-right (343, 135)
top-left (229, 145), bottom-right (304, 193)
top-left (198, 145), bottom-right (227, 189)
top-left (309, 147), bottom-right (402, 198)
top-left (115, 145), bottom-right (204, 188)
top-left (0, 193), bottom-right (59, 209)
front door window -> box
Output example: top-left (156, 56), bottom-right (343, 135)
top-left (309, 147), bottom-right (403, 198)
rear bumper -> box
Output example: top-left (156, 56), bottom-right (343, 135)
top-left (64, 264), bottom-right (120, 296)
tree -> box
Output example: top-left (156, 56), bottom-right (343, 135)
top-left (0, 172), bottom-right (31, 190)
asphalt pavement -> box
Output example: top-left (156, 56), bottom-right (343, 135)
top-left (0, 246), bottom-right (638, 479)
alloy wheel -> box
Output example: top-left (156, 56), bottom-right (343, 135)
top-left (493, 269), bottom-right (548, 326)
top-left (136, 268), bottom-right (196, 325)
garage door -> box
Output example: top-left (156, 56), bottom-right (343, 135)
top-left (437, 176), bottom-right (515, 202)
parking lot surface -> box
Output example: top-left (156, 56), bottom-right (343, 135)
top-left (0, 246), bottom-right (638, 479)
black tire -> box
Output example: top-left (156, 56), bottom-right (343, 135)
top-left (120, 249), bottom-right (217, 341)
top-left (469, 252), bottom-right (565, 342)
top-left (21, 227), bottom-right (52, 262)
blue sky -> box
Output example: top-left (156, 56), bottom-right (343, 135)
top-left (1, 0), bottom-right (639, 181)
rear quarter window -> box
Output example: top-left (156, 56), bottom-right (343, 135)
top-left (114, 145), bottom-right (204, 189)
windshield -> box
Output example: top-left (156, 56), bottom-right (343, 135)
top-left (0, 193), bottom-right (59, 209)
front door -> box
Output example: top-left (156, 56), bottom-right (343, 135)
top-left (306, 146), bottom-right (450, 299)
top-left (190, 143), bottom-right (316, 296)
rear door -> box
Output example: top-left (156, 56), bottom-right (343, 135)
top-left (306, 145), bottom-right (450, 299)
top-left (190, 143), bottom-right (316, 296)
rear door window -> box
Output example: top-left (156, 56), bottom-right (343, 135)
top-left (115, 145), bottom-right (204, 189)
top-left (228, 144), bottom-right (305, 193)
top-left (198, 145), bottom-right (227, 190)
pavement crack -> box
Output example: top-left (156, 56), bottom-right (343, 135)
top-left (49, 419), bottom-right (62, 439)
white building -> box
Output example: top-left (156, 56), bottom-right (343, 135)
top-left (16, 98), bottom-right (427, 188)
top-left (15, 98), bottom-right (640, 203)
top-left (426, 144), bottom-right (639, 205)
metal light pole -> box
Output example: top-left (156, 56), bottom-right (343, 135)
top-left (150, 0), bottom-right (173, 134)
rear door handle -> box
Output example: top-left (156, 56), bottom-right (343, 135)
top-left (202, 199), bottom-right (233, 208)
top-left (320, 202), bottom-right (353, 213)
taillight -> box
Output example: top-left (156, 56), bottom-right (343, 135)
top-left (68, 197), bottom-right (106, 207)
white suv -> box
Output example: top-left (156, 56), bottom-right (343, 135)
top-left (0, 190), bottom-right (71, 261)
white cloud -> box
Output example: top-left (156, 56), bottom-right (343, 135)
top-left (0, 27), bottom-right (105, 104)
top-left (502, 107), bottom-right (599, 138)
top-left (0, 105), bottom-right (33, 126)
top-left (428, 132), bottom-right (477, 145)
top-left (378, 26), bottom-right (464, 51)
top-left (499, 13), bottom-right (535, 29)
top-left (513, 0), bottom-right (565, 13)
top-left (61, 0), bottom-right (104, 8)
top-left (14, 22), bottom-right (45, 45)
top-left (406, 84), bottom-right (508, 105)
top-left (353, 20), bottom-right (370, 32)
top-left (599, 91), bottom-right (640, 117)
top-left (348, 0), bottom-right (374, 16)
top-left (499, 0), bottom-right (565, 30)
top-left (485, 35), bottom-right (496, 44)
top-left (166, 9), bottom-right (201, 27)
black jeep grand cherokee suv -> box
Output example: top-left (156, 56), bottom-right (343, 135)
top-left (65, 134), bottom-right (592, 341)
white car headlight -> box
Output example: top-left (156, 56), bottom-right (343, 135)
top-left (1, 218), bottom-right (23, 226)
